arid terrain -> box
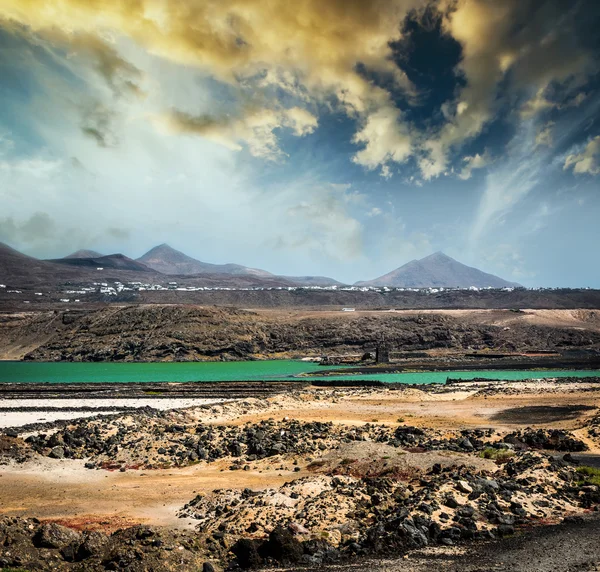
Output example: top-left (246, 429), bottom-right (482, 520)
top-left (1, 305), bottom-right (600, 570)
top-left (1, 377), bottom-right (599, 571)
top-left (1, 306), bottom-right (600, 362)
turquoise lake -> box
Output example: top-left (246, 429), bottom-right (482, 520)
top-left (0, 360), bottom-right (598, 384)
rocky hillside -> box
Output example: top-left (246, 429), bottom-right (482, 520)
top-left (2, 305), bottom-right (599, 362)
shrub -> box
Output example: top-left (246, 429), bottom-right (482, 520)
top-left (479, 447), bottom-right (514, 462)
top-left (576, 466), bottom-right (600, 486)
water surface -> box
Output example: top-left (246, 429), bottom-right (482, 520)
top-left (0, 361), bottom-right (598, 384)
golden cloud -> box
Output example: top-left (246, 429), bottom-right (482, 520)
top-left (0, 0), bottom-right (594, 177)
top-left (157, 106), bottom-right (318, 159)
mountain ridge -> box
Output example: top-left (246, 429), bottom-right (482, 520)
top-left (1, 242), bottom-right (520, 290)
top-left (136, 243), bottom-right (274, 277)
top-left (49, 253), bottom-right (153, 273)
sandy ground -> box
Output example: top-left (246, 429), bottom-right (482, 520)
top-left (225, 387), bottom-right (600, 434)
top-left (1, 382), bottom-right (598, 532)
top-left (248, 308), bottom-right (600, 332)
top-left (0, 410), bottom-right (120, 428)
top-left (0, 397), bottom-right (230, 428)
top-left (0, 456), bottom-right (311, 530)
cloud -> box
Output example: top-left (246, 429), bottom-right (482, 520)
top-left (0, 212), bottom-right (55, 244)
top-left (0, 0), bottom-right (421, 172)
top-left (0, 212), bottom-right (130, 257)
top-left (520, 87), bottom-right (556, 119)
top-left (420, 0), bottom-right (596, 179)
top-left (68, 34), bottom-right (144, 98)
top-left (157, 106), bottom-right (317, 159)
top-left (1, 23), bottom-right (143, 98)
top-left (457, 151), bottom-right (490, 180)
top-left (271, 183), bottom-right (365, 260)
top-left (107, 227), bottom-right (130, 240)
top-left (80, 104), bottom-right (118, 147)
top-left (0, 0), bottom-right (596, 185)
top-left (0, 130), bottom-right (15, 155)
top-left (535, 122), bottom-right (555, 148)
top-left (352, 106), bottom-right (412, 175)
top-left (470, 122), bottom-right (547, 244)
top-left (0, 157), bottom-right (63, 179)
top-left (564, 136), bottom-right (600, 176)
top-left (482, 243), bottom-right (532, 280)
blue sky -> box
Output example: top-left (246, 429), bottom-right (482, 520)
top-left (0, 0), bottom-right (599, 286)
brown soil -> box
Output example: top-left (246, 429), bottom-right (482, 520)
top-left (0, 457), bottom-right (309, 528)
top-left (1, 381), bottom-right (598, 532)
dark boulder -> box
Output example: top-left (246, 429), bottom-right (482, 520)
top-left (231, 538), bottom-right (263, 569)
top-left (33, 522), bottom-right (81, 549)
top-left (260, 525), bottom-right (304, 565)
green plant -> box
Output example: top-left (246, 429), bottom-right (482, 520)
top-left (576, 466), bottom-right (600, 486)
top-left (397, 417), bottom-right (405, 423)
top-left (479, 447), bottom-right (514, 462)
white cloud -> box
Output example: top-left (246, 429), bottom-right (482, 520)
top-left (535, 122), bottom-right (554, 148)
top-left (352, 105), bottom-right (412, 172)
top-left (271, 183), bottom-right (365, 261)
top-left (458, 151), bottom-right (491, 180)
top-left (564, 136), bottom-right (600, 176)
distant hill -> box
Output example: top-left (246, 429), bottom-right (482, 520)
top-left (0, 242), bottom-right (57, 285)
top-left (0, 242), bottom-right (153, 287)
top-left (356, 252), bottom-right (521, 288)
top-left (64, 249), bottom-right (103, 259)
top-left (137, 244), bottom-right (274, 277)
top-left (280, 276), bottom-right (344, 287)
top-left (49, 253), bottom-right (153, 273)
top-left (0, 242), bottom-right (297, 290)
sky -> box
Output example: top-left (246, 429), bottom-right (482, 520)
top-left (0, 0), bottom-right (599, 287)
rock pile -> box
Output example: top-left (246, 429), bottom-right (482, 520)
top-left (0, 518), bottom-right (217, 571)
top-left (181, 452), bottom-right (600, 569)
top-left (15, 410), bottom-right (589, 471)
top-left (503, 429), bottom-right (588, 452)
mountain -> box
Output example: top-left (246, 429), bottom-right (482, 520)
top-left (64, 249), bottom-right (103, 259)
top-left (137, 244), bottom-right (274, 277)
top-left (0, 243), bottom-right (294, 290)
top-left (281, 276), bottom-right (345, 287)
top-left (0, 242), bottom-right (55, 284)
top-left (0, 243), bottom-right (153, 287)
top-left (48, 253), bottom-right (153, 273)
top-left (356, 252), bottom-right (521, 288)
